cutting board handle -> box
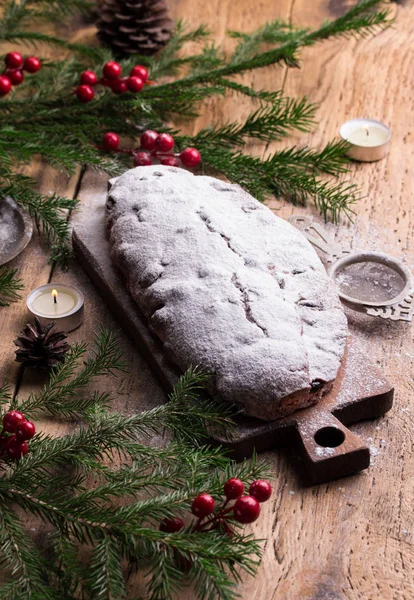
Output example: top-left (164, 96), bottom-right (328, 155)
top-left (296, 411), bottom-right (370, 484)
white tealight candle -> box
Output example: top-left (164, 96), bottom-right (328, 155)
top-left (340, 118), bottom-right (391, 162)
top-left (27, 284), bottom-right (84, 332)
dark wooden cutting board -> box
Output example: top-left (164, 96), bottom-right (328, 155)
top-left (72, 202), bottom-right (394, 484)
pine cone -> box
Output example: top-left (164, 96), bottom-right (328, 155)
top-left (96, 0), bottom-right (174, 57)
top-left (14, 317), bottom-right (70, 370)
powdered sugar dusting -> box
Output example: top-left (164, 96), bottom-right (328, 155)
top-left (0, 197), bottom-right (20, 255)
top-left (106, 166), bottom-right (348, 420)
top-left (315, 446), bottom-right (336, 457)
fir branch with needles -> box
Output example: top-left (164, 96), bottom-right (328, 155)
top-left (0, 0), bottom-right (393, 300)
top-left (0, 327), bottom-right (271, 599)
top-left (0, 266), bottom-right (24, 306)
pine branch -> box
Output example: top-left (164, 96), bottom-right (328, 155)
top-left (50, 533), bottom-right (86, 598)
top-left (0, 266), bottom-right (24, 306)
top-left (148, 20), bottom-right (214, 79)
top-left (198, 145), bottom-right (358, 221)
top-left (228, 19), bottom-right (307, 65)
top-left (215, 79), bottom-right (285, 103)
top-left (14, 328), bottom-right (126, 417)
top-left (0, 0), bottom-right (393, 249)
top-left (0, 383), bottom-right (12, 407)
top-left (0, 503), bottom-right (53, 599)
top-left (0, 326), bottom-right (273, 599)
top-left (0, 32), bottom-right (107, 59)
top-left (87, 535), bottom-right (127, 600)
top-left (146, 532), bottom-right (262, 600)
top-left (146, 545), bottom-right (186, 600)
top-left (0, 0), bottom-right (93, 36)
top-left (270, 140), bottom-right (351, 176)
top-left (143, 0), bottom-right (391, 94)
top-left (184, 97), bottom-right (316, 148)
top-left (0, 167), bottom-right (76, 267)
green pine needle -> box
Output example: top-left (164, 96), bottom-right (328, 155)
top-left (0, 327), bottom-right (272, 599)
top-left (0, 1), bottom-right (393, 271)
top-left (0, 266), bottom-right (24, 306)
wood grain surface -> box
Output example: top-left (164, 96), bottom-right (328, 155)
top-left (2, 0), bottom-right (414, 598)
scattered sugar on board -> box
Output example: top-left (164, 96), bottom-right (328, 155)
top-left (315, 446), bottom-right (336, 457)
top-left (335, 340), bottom-right (388, 406)
top-left (370, 445), bottom-right (379, 459)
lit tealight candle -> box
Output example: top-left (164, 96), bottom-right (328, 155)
top-left (340, 118), bottom-right (391, 162)
top-left (27, 284), bottom-right (84, 332)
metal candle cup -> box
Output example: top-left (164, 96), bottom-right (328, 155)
top-left (27, 283), bottom-right (84, 332)
top-left (340, 118), bottom-right (391, 162)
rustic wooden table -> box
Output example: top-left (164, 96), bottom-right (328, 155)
top-left (2, 0), bottom-right (414, 598)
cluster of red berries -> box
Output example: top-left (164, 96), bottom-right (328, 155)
top-left (159, 478), bottom-right (272, 535)
top-left (76, 61), bottom-right (150, 103)
top-left (0, 52), bottom-right (41, 97)
top-left (0, 410), bottom-right (36, 460)
top-left (101, 130), bottom-right (201, 170)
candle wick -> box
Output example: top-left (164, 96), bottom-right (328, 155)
top-left (54, 296), bottom-right (57, 304)
top-left (363, 126), bottom-right (369, 137)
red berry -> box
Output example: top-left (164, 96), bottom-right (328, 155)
top-left (103, 61), bottom-right (121, 80)
top-left (159, 517), bottom-right (185, 533)
top-left (140, 130), bottom-right (159, 151)
top-left (233, 495), bottom-right (261, 524)
top-left (5, 52), bottom-right (23, 69)
top-left (180, 147), bottom-right (201, 168)
top-left (2, 411), bottom-right (25, 433)
top-left (191, 493), bottom-right (215, 518)
top-left (6, 437), bottom-right (28, 460)
top-left (224, 478), bottom-right (244, 500)
top-left (156, 133), bottom-right (174, 153)
top-left (161, 156), bottom-right (180, 167)
top-left (249, 480), bottom-right (272, 503)
top-left (23, 56), bottom-right (41, 73)
top-left (102, 132), bottom-right (120, 152)
top-left (76, 84), bottom-right (94, 103)
top-left (126, 76), bottom-right (144, 93)
top-left (15, 420), bottom-right (36, 441)
top-left (0, 435), bottom-right (11, 451)
top-left (7, 70), bottom-right (24, 85)
top-left (111, 79), bottom-right (128, 95)
top-left (133, 151), bottom-right (152, 167)
top-left (0, 76), bottom-right (12, 96)
top-left (80, 70), bottom-right (98, 86)
top-left (130, 65), bottom-right (148, 83)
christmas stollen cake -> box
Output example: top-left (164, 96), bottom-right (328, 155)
top-left (106, 166), bottom-right (348, 420)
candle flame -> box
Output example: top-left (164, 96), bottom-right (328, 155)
top-left (52, 289), bottom-right (58, 304)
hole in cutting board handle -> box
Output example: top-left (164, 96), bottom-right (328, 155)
top-left (314, 426), bottom-right (345, 448)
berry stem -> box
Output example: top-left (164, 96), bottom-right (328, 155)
top-left (156, 152), bottom-right (179, 159)
top-left (95, 144), bottom-right (134, 156)
top-left (193, 516), bottom-right (205, 532)
top-left (115, 148), bottom-right (134, 155)
top-left (195, 502), bottom-right (233, 532)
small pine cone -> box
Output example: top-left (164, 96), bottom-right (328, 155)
top-left (14, 317), bottom-right (70, 370)
top-left (96, 0), bottom-right (174, 57)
